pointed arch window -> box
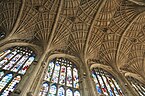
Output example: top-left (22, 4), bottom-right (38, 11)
top-left (0, 46), bottom-right (35, 95)
top-left (92, 68), bottom-right (124, 96)
top-left (126, 76), bottom-right (145, 96)
top-left (39, 58), bottom-right (80, 96)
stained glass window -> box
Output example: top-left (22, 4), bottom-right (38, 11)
top-left (39, 58), bottom-right (80, 96)
top-left (0, 46), bottom-right (35, 95)
top-left (58, 87), bottom-right (65, 96)
top-left (126, 76), bottom-right (145, 96)
top-left (39, 82), bottom-right (49, 96)
top-left (0, 32), bottom-right (5, 39)
top-left (92, 68), bottom-right (124, 96)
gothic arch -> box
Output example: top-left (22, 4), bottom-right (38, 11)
top-left (90, 63), bottom-right (124, 96)
top-left (0, 42), bottom-right (42, 58)
top-left (39, 55), bottom-right (82, 96)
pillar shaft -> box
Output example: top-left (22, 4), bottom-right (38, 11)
top-left (20, 52), bottom-right (47, 96)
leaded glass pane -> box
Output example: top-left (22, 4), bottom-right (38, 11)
top-left (1, 75), bottom-right (21, 95)
top-left (48, 84), bottom-right (57, 96)
top-left (39, 58), bottom-right (80, 96)
top-left (74, 91), bottom-right (80, 96)
top-left (3, 53), bottom-right (22, 70)
top-left (44, 62), bottom-right (55, 81)
top-left (59, 66), bottom-right (66, 85)
top-left (0, 71), bottom-right (4, 79)
top-left (66, 67), bottom-right (72, 87)
top-left (39, 82), bottom-right (49, 96)
top-left (11, 55), bottom-right (29, 72)
top-left (92, 68), bottom-right (124, 96)
top-left (73, 68), bottom-right (79, 88)
top-left (51, 63), bottom-right (60, 83)
top-left (58, 87), bottom-right (65, 96)
top-left (66, 89), bottom-right (73, 96)
top-left (18, 56), bottom-right (35, 74)
top-left (0, 46), bottom-right (35, 95)
top-left (0, 73), bottom-right (13, 91)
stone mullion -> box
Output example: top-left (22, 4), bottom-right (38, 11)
top-left (93, 69), bottom-right (103, 94)
top-left (108, 76), bottom-right (120, 95)
top-left (103, 74), bottom-right (116, 96)
top-left (56, 59), bottom-right (62, 95)
top-left (98, 70), bottom-right (110, 95)
top-left (114, 70), bottom-right (138, 96)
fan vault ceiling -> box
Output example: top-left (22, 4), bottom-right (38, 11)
top-left (0, 0), bottom-right (145, 80)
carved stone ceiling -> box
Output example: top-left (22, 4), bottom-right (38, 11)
top-left (0, 0), bottom-right (145, 79)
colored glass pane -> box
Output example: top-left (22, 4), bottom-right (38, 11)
top-left (51, 63), bottom-right (60, 83)
top-left (102, 75), bottom-right (114, 96)
top-left (48, 85), bottom-right (57, 96)
top-left (39, 82), bottom-right (49, 96)
top-left (112, 78), bottom-right (123, 95)
top-left (73, 68), bottom-right (79, 88)
top-left (0, 71), bottom-right (4, 79)
top-left (97, 74), bottom-right (108, 95)
top-left (0, 50), bottom-right (11, 60)
top-left (59, 66), bottom-right (66, 85)
top-left (44, 62), bottom-right (55, 81)
top-left (0, 73), bottom-right (13, 91)
top-left (40, 58), bottom-right (80, 96)
top-left (92, 73), bottom-right (102, 94)
top-left (0, 50), bottom-right (17, 68)
top-left (58, 87), bottom-right (65, 96)
top-left (3, 53), bottom-right (22, 70)
top-left (1, 75), bottom-right (21, 96)
top-left (66, 89), bottom-right (73, 96)
top-left (74, 91), bottom-right (80, 96)
top-left (11, 55), bottom-right (29, 72)
top-left (106, 76), bottom-right (117, 96)
top-left (66, 67), bottom-right (72, 87)
top-left (18, 56), bottom-right (35, 74)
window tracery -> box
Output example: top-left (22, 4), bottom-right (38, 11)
top-left (92, 68), bottom-right (124, 96)
top-left (0, 46), bottom-right (35, 95)
top-left (126, 76), bottom-right (145, 96)
top-left (39, 58), bottom-right (80, 96)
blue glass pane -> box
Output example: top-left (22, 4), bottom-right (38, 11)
top-left (1, 75), bottom-right (21, 96)
top-left (48, 85), bottom-right (57, 96)
top-left (58, 87), bottom-right (65, 96)
top-left (0, 73), bottom-right (13, 91)
top-left (97, 75), bottom-right (108, 95)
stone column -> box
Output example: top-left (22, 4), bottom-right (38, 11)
top-left (20, 52), bottom-right (47, 96)
top-left (81, 61), bottom-right (99, 96)
top-left (12, 62), bottom-right (36, 95)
